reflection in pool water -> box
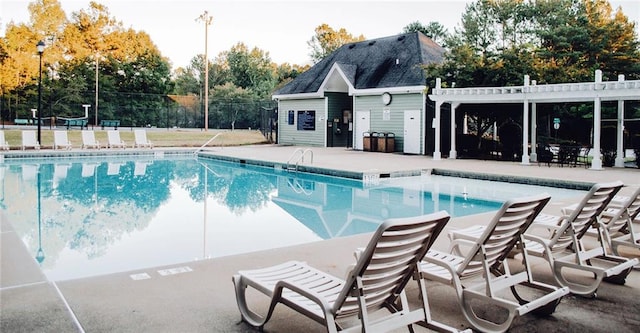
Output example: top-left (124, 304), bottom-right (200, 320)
top-left (1, 156), bottom-right (581, 281)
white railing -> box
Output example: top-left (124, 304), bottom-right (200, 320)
top-left (432, 71), bottom-right (640, 96)
top-left (431, 75), bottom-right (640, 98)
top-left (286, 148), bottom-right (313, 171)
top-left (195, 132), bottom-right (224, 153)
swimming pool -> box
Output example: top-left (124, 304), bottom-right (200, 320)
top-left (1, 155), bottom-right (583, 281)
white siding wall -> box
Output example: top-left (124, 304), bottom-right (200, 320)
top-left (354, 93), bottom-right (424, 152)
top-left (278, 98), bottom-right (327, 146)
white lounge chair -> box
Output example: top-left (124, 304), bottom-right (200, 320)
top-left (0, 130), bottom-right (9, 150)
top-left (81, 130), bottom-right (101, 149)
top-left (21, 130), bottom-right (40, 150)
top-left (107, 130), bottom-right (127, 149)
top-left (134, 129), bottom-right (153, 148)
top-left (53, 130), bottom-right (72, 150)
top-left (421, 193), bottom-right (568, 333)
top-left (585, 187), bottom-right (640, 265)
top-left (233, 211), bottom-right (462, 333)
top-left (523, 181), bottom-right (638, 296)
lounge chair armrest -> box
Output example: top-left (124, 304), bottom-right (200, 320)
top-left (529, 221), bottom-right (562, 231)
top-left (534, 213), bottom-right (563, 225)
top-left (522, 233), bottom-right (553, 252)
top-left (528, 218), bottom-right (564, 238)
top-left (561, 204), bottom-right (578, 216)
top-left (449, 238), bottom-right (478, 257)
top-left (611, 195), bottom-right (629, 205)
top-left (601, 208), bottom-right (623, 218)
top-left (274, 279), bottom-right (334, 311)
top-left (421, 250), bottom-right (462, 277)
top-left (420, 251), bottom-right (464, 287)
top-left (422, 251), bottom-right (457, 270)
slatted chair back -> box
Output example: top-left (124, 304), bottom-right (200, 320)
top-left (333, 211), bottom-right (449, 318)
top-left (456, 193), bottom-right (551, 279)
top-left (549, 181), bottom-right (623, 252)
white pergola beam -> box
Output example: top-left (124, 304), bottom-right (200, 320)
top-left (428, 70), bottom-right (639, 169)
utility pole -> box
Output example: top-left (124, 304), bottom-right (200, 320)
top-left (95, 53), bottom-right (99, 129)
top-left (197, 11), bottom-right (213, 131)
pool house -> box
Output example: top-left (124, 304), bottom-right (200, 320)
top-left (272, 32), bottom-right (445, 154)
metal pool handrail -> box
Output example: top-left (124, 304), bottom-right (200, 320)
top-left (286, 148), bottom-right (313, 171)
top-left (195, 132), bottom-right (224, 153)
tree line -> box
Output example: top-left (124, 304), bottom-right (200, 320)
top-left (414, 0), bottom-right (639, 158)
top-left (1, 0), bottom-right (639, 143)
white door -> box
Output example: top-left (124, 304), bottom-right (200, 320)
top-left (404, 110), bottom-right (421, 154)
top-left (354, 111), bottom-right (370, 150)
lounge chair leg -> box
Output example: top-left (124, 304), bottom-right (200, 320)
top-left (531, 298), bottom-right (562, 316)
top-left (232, 275), bottom-right (271, 329)
top-left (461, 297), bottom-right (516, 333)
top-left (553, 264), bottom-right (601, 297)
top-left (603, 266), bottom-right (632, 285)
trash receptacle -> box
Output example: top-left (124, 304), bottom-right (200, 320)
top-left (363, 132), bottom-right (372, 151)
top-left (377, 132), bottom-right (395, 153)
top-left (369, 132), bottom-right (379, 152)
top-left (385, 133), bottom-right (395, 153)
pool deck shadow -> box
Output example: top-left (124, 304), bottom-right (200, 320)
top-left (2, 145), bottom-right (639, 332)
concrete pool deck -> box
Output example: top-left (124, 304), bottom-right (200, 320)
top-left (1, 145), bottom-right (639, 332)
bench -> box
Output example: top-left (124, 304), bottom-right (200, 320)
top-left (100, 120), bottom-right (120, 130)
top-left (64, 119), bottom-right (88, 129)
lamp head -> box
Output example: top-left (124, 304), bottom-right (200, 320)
top-left (36, 40), bottom-right (45, 54)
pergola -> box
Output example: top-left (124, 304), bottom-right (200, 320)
top-left (428, 70), bottom-right (640, 170)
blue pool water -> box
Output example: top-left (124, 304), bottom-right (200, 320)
top-left (1, 155), bottom-right (583, 281)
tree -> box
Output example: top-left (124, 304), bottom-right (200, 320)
top-left (534, 0), bottom-right (639, 82)
top-left (0, 0), bottom-right (68, 120)
top-left (307, 24), bottom-right (365, 63)
top-left (424, 0), bottom-right (640, 150)
top-left (221, 43), bottom-right (277, 98)
top-left (274, 62), bottom-right (310, 91)
top-left (1, 0), bottom-right (175, 126)
top-left (210, 82), bottom-right (258, 130)
top-left (402, 21), bottom-right (448, 44)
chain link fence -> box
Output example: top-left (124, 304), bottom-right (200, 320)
top-left (1, 91), bottom-right (277, 141)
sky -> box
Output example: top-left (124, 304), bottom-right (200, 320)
top-left (2, 0), bottom-right (639, 70)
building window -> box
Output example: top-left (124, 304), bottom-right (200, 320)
top-left (297, 110), bottom-right (316, 131)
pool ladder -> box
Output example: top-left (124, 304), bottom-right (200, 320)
top-left (285, 148), bottom-right (313, 172)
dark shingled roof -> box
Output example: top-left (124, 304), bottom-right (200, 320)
top-left (274, 32), bottom-right (445, 96)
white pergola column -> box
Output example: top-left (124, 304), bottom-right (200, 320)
top-left (521, 75), bottom-right (530, 165)
top-left (530, 102), bottom-right (538, 162)
top-left (449, 102), bottom-right (459, 159)
top-left (615, 75), bottom-right (626, 167)
top-left (463, 113), bottom-right (468, 134)
top-left (433, 101), bottom-right (442, 160)
top-left (591, 71), bottom-right (604, 169)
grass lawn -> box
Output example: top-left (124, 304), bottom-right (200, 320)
top-left (1, 128), bottom-right (269, 149)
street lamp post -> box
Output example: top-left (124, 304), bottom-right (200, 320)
top-left (36, 40), bottom-right (45, 144)
top-left (197, 11), bottom-right (213, 131)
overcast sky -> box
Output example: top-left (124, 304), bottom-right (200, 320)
top-left (2, 0), bottom-right (639, 69)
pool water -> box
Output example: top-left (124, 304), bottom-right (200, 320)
top-left (1, 156), bottom-right (583, 281)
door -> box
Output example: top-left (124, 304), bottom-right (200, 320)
top-left (354, 111), bottom-right (370, 150)
top-left (404, 110), bottom-right (421, 154)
